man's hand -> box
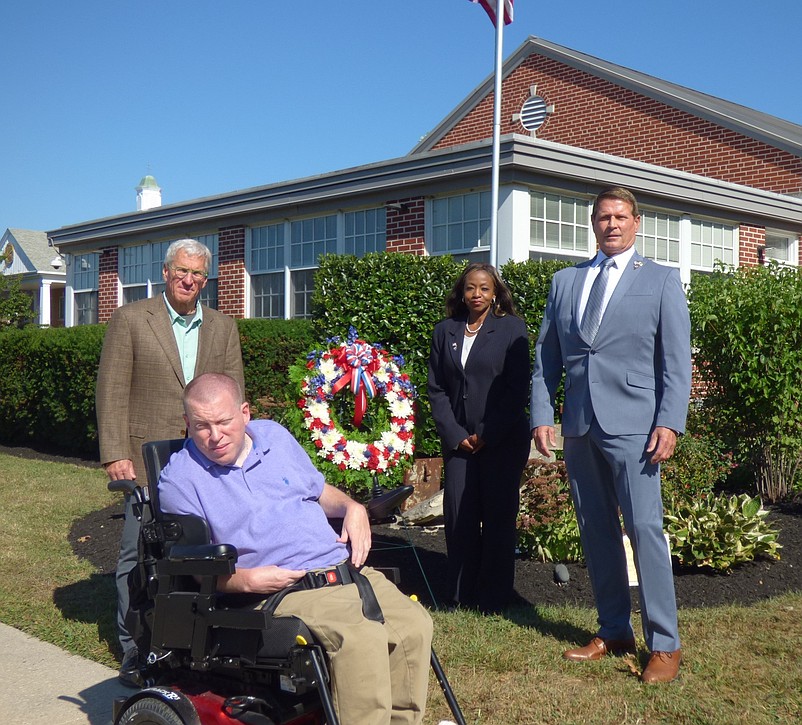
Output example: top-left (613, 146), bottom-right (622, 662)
top-left (339, 502), bottom-right (372, 568)
top-left (646, 426), bottom-right (678, 464)
top-left (105, 459), bottom-right (136, 481)
top-left (533, 426), bottom-right (557, 458)
top-left (458, 434), bottom-right (485, 454)
top-left (220, 565), bottom-right (305, 595)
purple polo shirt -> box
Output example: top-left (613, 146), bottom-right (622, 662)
top-left (158, 420), bottom-right (349, 571)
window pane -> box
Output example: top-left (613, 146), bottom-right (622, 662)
top-left (251, 272), bottom-right (285, 319)
top-left (430, 192), bottom-right (491, 255)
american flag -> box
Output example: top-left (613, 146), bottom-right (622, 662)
top-left (469, 0), bottom-right (514, 26)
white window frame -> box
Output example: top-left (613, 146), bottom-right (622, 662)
top-left (247, 207), bottom-right (387, 319)
top-left (529, 190), bottom-right (591, 259)
top-left (428, 191), bottom-right (492, 258)
top-left (763, 229), bottom-right (798, 266)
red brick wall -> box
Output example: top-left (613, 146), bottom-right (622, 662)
top-left (218, 226), bottom-right (246, 318)
top-left (435, 54), bottom-right (802, 195)
top-left (386, 197), bottom-right (426, 255)
top-left (97, 246), bottom-right (119, 323)
top-left (740, 225), bottom-right (765, 267)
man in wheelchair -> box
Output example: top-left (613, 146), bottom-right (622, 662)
top-left (156, 372), bottom-right (434, 725)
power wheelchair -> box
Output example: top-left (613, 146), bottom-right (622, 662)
top-left (110, 439), bottom-right (465, 725)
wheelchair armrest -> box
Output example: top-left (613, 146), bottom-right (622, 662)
top-left (367, 485), bottom-right (414, 522)
top-left (158, 543), bottom-right (238, 577)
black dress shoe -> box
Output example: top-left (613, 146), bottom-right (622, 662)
top-left (118, 648), bottom-right (143, 688)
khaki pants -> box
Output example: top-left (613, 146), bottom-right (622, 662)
top-left (274, 566), bottom-right (433, 725)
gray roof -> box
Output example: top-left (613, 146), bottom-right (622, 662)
top-left (412, 36), bottom-right (802, 157)
top-left (6, 228), bottom-right (60, 273)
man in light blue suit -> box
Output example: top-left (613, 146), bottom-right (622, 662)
top-left (531, 187), bottom-right (691, 684)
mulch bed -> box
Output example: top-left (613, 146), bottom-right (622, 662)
top-left (4, 443), bottom-right (799, 611)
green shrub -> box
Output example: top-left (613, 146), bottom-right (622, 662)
top-left (516, 459), bottom-right (582, 562)
top-left (664, 492), bottom-right (782, 571)
top-left (661, 432), bottom-right (734, 502)
top-left (688, 262), bottom-right (802, 500)
top-left (237, 318), bottom-right (315, 420)
top-left (0, 325), bottom-right (105, 456)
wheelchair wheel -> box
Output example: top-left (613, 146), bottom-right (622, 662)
top-left (118, 697), bottom-right (186, 725)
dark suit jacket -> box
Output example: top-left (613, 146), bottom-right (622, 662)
top-left (96, 295), bottom-right (244, 479)
top-left (427, 313), bottom-right (531, 452)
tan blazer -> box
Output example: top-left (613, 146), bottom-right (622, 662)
top-left (96, 295), bottom-right (244, 479)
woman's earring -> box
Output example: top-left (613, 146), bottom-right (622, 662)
top-left (492, 296), bottom-right (497, 305)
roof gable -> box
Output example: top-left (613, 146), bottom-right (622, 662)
top-left (413, 36), bottom-right (802, 159)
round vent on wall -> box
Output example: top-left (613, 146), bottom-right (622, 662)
top-left (519, 95), bottom-right (548, 132)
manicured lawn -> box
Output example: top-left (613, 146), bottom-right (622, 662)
top-left (1, 452), bottom-right (800, 724)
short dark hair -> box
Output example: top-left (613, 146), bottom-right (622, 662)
top-left (591, 186), bottom-right (639, 220)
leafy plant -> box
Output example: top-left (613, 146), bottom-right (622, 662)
top-left (661, 431), bottom-right (734, 503)
top-left (688, 262), bottom-right (802, 500)
top-left (516, 459), bottom-right (582, 562)
top-left (0, 274), bottom-right (33, 327)
top-left (664, 492), bottom-right (782, 571)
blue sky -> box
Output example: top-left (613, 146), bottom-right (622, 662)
top-left (3, 0), bottom-right (801, 233)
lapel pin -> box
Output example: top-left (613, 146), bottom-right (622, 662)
top-left (451, 342), bottom-right (458, 351)
top-left (633, 260), bottom-right (644, 269)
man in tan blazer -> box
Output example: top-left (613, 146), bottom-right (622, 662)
top-left (96, 238), bottom-right (244, 686)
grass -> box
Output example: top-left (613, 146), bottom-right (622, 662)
top-left (1, 451), bottom-right (801, 724)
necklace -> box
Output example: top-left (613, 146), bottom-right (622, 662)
top-left (465, 320), bottom-right (483, 335)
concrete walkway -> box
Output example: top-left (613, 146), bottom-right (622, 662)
top-left (0, 622), bottom-right (132, 724)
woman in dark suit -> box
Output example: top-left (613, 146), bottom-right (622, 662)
top-left (427, 263), bottom-right (531, 613)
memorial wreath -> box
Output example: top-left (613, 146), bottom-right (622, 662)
top-left (286, 328), bottom-right (416, 494)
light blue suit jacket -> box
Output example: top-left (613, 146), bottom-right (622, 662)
top-left (530, 252), bottom-right (691, 437)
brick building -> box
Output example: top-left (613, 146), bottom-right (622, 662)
top-left (48, 37), bottom-right (802, 326)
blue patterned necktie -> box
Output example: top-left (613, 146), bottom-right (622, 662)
top-left (581, 257), bottom-right (615, 342)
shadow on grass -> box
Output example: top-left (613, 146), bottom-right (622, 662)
top-left (53, 572), bottom-right (120, 661)
top-left (502, 603), bottom-right (592, 646)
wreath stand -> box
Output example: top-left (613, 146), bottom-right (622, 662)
top-left (367, 472), bottom-right (438, 608)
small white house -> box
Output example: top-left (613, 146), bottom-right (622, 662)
top-left (1, 228), bottom-right (65, 326)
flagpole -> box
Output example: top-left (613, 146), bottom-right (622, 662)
top-left (489, 5), bottom-right (504, 269)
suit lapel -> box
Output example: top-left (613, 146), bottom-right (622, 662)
top-left (145, 297), bottom-right (186, 386)
top-left (573, 261), bottom-right (593, 344)
top-left (595, 252), bottom-right (645, 339)
top-left (446, 319), bottom-right (465, 371)
top-left (195, 306), bottom-right (215, 374)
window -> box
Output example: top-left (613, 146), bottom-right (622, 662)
top-left (291, 215), bottom-right (337, 267)
top-left (72, 252), bottom-right (99, 325)
top-left (344, 209), bottom-right (386, 256)
top-left (120, 244), bottom-right (150, 303)
top-left (529, 191), bottom-right (589, 254)
top-left (764, 231), bottom-right (796, 264)
top-left (291, 269), bottom-right (316, 318)
top-left (252, 272), bottom-right (285, 319)
top-left (74, 291), bottom-right (98, 325)
top-left (431, 191), bottom-right (491, 255)
top-left (250, 223), bottom-right (285, 319)
top-left (637, 211), bottom-right (680, 264)
top-left (690, 220), bottom-right (736, 269)
top-left (119, 236), bottom-right (220, 307)
top-left (196, 233), bottom-right (219, 309)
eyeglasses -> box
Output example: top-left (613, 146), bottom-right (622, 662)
top-left (169, 265), bottom-right (208, 281)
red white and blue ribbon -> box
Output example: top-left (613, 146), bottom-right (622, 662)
top-left (331, 342), bottom-right (379, 426)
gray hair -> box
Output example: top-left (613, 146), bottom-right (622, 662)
top-left (164, 238), bottom-right (212, 271)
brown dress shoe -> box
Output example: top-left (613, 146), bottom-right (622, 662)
top-left (563, 636), bottom-right (637, 661)
top-left (641, 649), bottom-right (682, 683)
